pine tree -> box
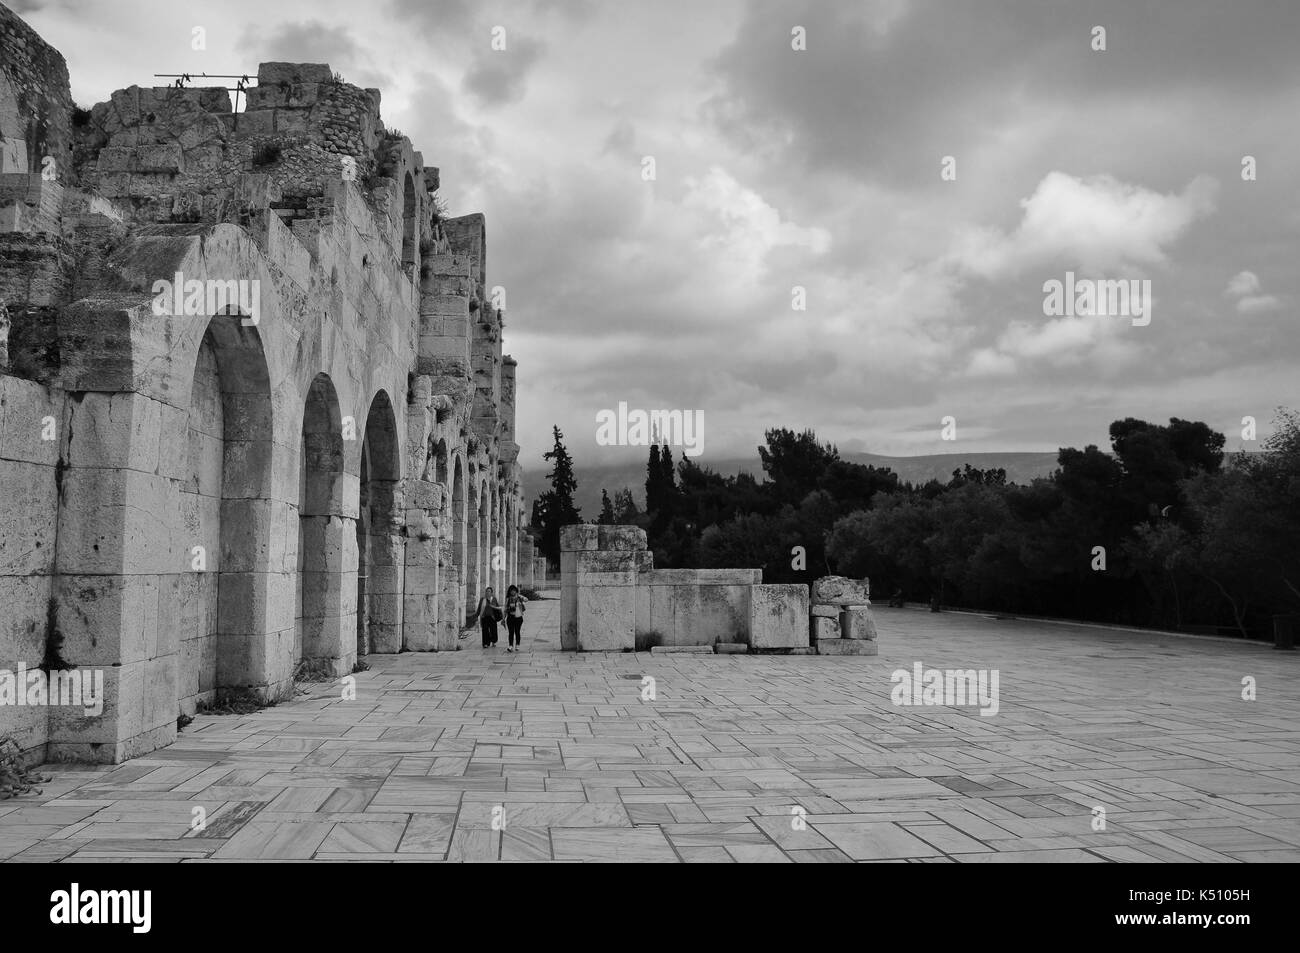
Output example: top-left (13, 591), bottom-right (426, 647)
top-left (598, 489), bottom-right (615, 525)
top-left (532, 425), bottom-right (582, 563)
top-left (612, 487), bottom-right (639, 523)
top-left (645, 444), bottom-right (663, 514)
top-left (660, 445), bottom-right (678, 514)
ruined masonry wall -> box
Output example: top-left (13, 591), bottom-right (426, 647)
top-left (0, 6), bottom-right (535, 766)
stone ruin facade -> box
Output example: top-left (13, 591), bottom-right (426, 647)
top-left (0, 4), bottom-right (536, 764)
top-left (559, 524), bottom-right (878, 656)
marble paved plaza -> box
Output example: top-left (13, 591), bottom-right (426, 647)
top-left (4, 595), bottom-right (1299, 863)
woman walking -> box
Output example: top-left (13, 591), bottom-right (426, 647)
top-left (472, 586), bottom-right (502, 648)
top-left (504, 585), bottom-right (528, 652)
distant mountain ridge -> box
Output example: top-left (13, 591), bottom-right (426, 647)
top-left (568, 450), bottom-right (1063, 518)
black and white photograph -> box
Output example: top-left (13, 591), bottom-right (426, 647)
top-left (0, 0), bottom-right (1294, 930)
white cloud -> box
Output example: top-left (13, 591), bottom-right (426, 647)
top-left (1236, 294), bottom-right (1282, 314)
top-left (1225, 270), bottom-right (1261, 297)
top-left (950, 171), bottom-right (1218, 279)
top-left (1224, 270), bottom-right (1281, 313)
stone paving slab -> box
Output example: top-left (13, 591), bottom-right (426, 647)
top-left (4, 595), bottom-right (1299, 862)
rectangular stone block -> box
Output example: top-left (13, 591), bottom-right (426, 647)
top-left (638, 568), bottom-right (762, 586)
top-left (560, 580), bottom-right (578, 650)
top-left (811, 603), bottom-right (840, 618)
top-left (559, 524), bottom-right (599, 552)
top-left (840, 607), bottom-right (878, 641)
top-left (574, 569), bottom-right (637, 587)
top-left (816, 638), bottom-right (878, 656)
top-left (574, 549), bottom-right (638, 572)
top-left (0, 460), bottom-right (57, 575)
top-left (597, 525), bottom-right (647, 551)
top-left (714, 643), bottom-right (749, 654)
top-left (812, 616), bottom-right (841, 640)
top-left (749, 583), bottom-right (810, 649)
top-left (0, 376), bottom-right (62, 466)
top-left (575, 585), bottom-right (635, 652)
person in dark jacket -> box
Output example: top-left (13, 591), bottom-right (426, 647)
top-left (471, 587), bottom-right (502, 648)
top-left (504, 585), bottom-right (528, 652)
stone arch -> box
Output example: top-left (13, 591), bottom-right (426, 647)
top-left (433, 438), bottom-right (448, 487)
top-left (357, 389), bottom-right (404, 655)
top-left (490, 479), bottom-right (502, 595)
top-left (464, 466), bottom-right (481, 616)
top-left (402, 171), bottom-right (418, 272)
top-left (450, 453), bottom-right (468, 618)
top-left (297, 373), bottom-right (348, 674)
top-left (178, 313), bottom-right (274, 712)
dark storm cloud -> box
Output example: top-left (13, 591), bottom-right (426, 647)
top-left (462, 40), bottom-right (544, 106)
top-left (709, 0), bottom-right (1300, 186)
top-left (240, 20), bottom-right (387, 87)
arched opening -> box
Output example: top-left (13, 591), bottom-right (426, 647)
top-left (179, 314), bottom-right (273, 713)
top-left (464, 468), bottom-right (481, 619)
top-left (490, 480), bottom-right (502, 595)
top-left (451, 454), bottom-right (468, 619)
top-left (357, 390), bottom-right (403, 655)
top-left (434, 439), bottom-right (448, 486)
top-left (297, 373), bottom-right (346, 674)
top-left (401, 171), bottom-right (418, 274)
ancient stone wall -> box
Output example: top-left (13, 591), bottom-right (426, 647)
top-left (0, 6), bottom-right (529, 765)
top-left (0, 2), bottom-right (76, 178)
top-left (558, 525), bottom-right (879, 656)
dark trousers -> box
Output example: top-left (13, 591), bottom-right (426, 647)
top-left (506, 616), bottom-right (523, 646)
top-left (481, 617), bottom-right (498, 647)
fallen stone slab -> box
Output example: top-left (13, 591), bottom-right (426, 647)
top-left (816, 638), bottom-right (878, 656)
top-left (650, 644), bottom-right (713, 654)
top-left (840, 607), bottom-right (878, 641)
top-left (714, 643), bottom-right (749, 654)
top-left (812, 575), bottom-right (871, 605)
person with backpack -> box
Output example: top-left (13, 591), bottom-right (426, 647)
top-left (504, 585), bottom-right (528, 652)
top-left (472, 586), bottom-right (502, 648)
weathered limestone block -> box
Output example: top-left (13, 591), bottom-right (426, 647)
top-left (257, 62), bottom-right (335, 85)
top-left (811, 603), bottom-right (840, 618)
top-left (812, 575), bottom-right (871, 605)
top-left (636, 549), bottom-right (654, 572)
top-left (574, 549), bottom-right (637, 574)
top-left (597, 524), bottom-right (647, 551)
top-left (54, 573), bottom-right (156, 666)
top-left (559, 524), bottom-right (599, 552)
top-left (402, 594), bottom-right (438, 652)
top-left (560, 578), bottom-right (578, 651)
top-left (0, 460), bottom-right (57, 575)
top-left (0, 375), bottom-right (61, 466)
top-left (47, 660), bottom-right (144, 754)
top-left (816, 638), bottom-right (878, 656)
top-left (839, 606), bottom-right (878, 641)
top-left (575, 583), bottom-right (635, 652)
top-left (0, 576), bottom-right (50, 667)
top-left (811, 616), bottom-right (841, 640)
top-left (749, 583), bottom-right (810, 649)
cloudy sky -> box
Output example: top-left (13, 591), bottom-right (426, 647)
top-left (19, 0), bottom-right (1300, 472)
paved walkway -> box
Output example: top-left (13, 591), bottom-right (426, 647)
top-left (4, 595), bottom-right (1299, 862)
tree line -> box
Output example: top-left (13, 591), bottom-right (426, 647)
top-left (530, 411), bottom-right (1299, 638)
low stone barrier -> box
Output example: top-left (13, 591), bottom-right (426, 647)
top-left (558, 526), bottom-right (877, 656)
